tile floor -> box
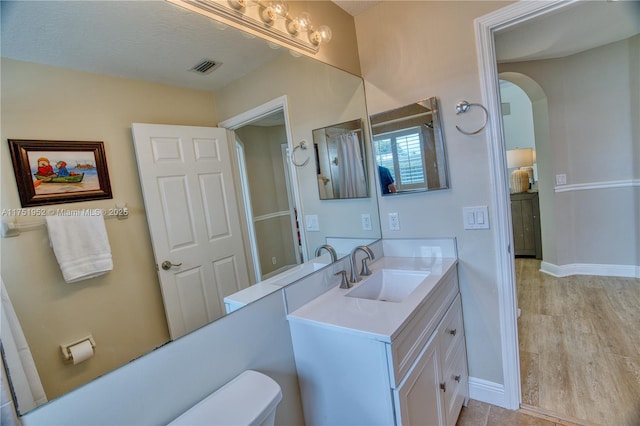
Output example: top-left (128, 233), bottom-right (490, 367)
top-left (456, 399), bottom-right (583, 426)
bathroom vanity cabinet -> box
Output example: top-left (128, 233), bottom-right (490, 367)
top-left (288, 260), bottom-right (468, 425)
top-left (396, 293), bottom-right (467, 426)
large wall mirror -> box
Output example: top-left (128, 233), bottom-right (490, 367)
top-left (370, 97), bottom-right (450, 195)
top-left (0, 0), bottom-right (381, 415)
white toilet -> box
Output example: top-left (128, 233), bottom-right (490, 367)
top-left (168, 370), bottom-right (283, 426)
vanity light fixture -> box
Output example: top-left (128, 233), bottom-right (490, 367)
top-left (176, 0), bottom-right (331, 53)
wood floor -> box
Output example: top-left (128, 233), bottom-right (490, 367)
top-left (516, 258), bottom-right (640, 426)
top-left (457, 399), bottom-right (580, 426)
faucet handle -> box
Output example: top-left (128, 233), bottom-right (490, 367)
top-left (360, 258), bottom-right (372, 276)
top-left (335, 270), bottom-right (351, 289)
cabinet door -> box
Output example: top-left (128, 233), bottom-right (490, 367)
top-left (442, 341), bottom-right (468, 426)
top-left (511, 194), bottom-right (538, 256)
top-left (511, 199), bottom-right (536, 255)
top-left (394, 337), bottom-right (444, 426)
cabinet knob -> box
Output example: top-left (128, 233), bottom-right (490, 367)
top-left (448, 328), bottom-right (457, 336)
top-left (439, 382), bottom-right (446, 392)
top-left (454, 375), bottom-right (461, 382)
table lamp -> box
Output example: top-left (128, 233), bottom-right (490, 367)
top-left (507, 148), bottom-right (534, 193)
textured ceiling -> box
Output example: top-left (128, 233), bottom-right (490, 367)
top-left (1, 1), bottom-right (287, 92)
top-left (2, 0), bottom-right (638, 93)
top-left (495, 1), bottom-right (640, 63)
top-left (331, 0), bottom-right (381, 17)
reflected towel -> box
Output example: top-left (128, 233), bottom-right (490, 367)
top-left (46, 211), bottom-right (113, 283)
top-left (1, 277), bottom-right (47, 410)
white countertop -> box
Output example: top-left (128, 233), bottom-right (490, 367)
top-left (287, 256), bottom-right (457, 343)
top-left (224, 261), bottom-right (332, 312)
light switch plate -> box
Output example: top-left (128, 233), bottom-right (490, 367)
top-left (305, 214), bottom-right (319, 231)
top-left (463, 206), bottom-right (489, 230)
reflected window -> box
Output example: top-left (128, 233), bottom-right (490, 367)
top-left (370, 97), bottom-right (449, 196)
top-left (374, 127), bottom-right (425, 191)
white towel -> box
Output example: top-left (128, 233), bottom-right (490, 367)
top-left (1, 277), bottom-right (48, 410)
top-left (46, 211), bottom-right (113, 283)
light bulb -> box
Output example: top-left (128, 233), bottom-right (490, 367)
top-left (261, 5), bottom-right (276, 23)
top-left (287, 19), bottom-right (300, 35)
top-left (229, 0), bottom-right (246, 9)
top-left (296, 12), bottom-right (312, 31)
top-left (309, 30), bottom-right (321, 45)
top-left (316, 25), bottom-right (332, 44)
top-left (271, 0), bottom-right (289, 18)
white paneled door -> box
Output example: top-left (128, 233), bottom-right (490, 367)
top-left (132, 123), bottom-right (250, 340)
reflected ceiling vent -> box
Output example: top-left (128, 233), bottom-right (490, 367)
top-left (189, 59), bottom-right (222, 75)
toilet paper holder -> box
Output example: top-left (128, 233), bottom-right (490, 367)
top-left (60, 335), bottom-right (96, 362)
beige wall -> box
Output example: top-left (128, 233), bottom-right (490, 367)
top-left (215, 52), bottom-right (381, 257)
top-left (0, 58), bottom-right (218, 399)
top-left (286, 0), bottom-right (361, 76)
top-left (355, 1), bottom-right (512, 385)
top-left (500, 35), bottom-right (639, 268)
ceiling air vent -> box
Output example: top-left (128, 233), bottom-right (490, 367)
top-left (189, 59), bottom-right (222, 75)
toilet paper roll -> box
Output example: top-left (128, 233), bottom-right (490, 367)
top-left (69, 340), bottom-right (94, 365)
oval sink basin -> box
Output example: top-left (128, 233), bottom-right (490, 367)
top-left (345, 269), bottom-right (430, 302)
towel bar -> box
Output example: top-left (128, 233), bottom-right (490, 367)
top-left (1, 203), bottom-right (129, 238)
top-left (455, 100), bottom-right (489, 135)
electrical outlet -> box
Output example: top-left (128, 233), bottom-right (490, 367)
top-left (555, 174), bottom-right (567, 185)
top-left (361, 213), bottom-right (372, 231)
top-left (271, 256), bottom-right (277, 265)
top-left (388, 212), bottom-right (400, 231)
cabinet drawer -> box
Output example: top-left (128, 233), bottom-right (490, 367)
top-left (389, 268), bottom-right (458, 387)
top-left (442, 340), bottom-right (468, 426)
top-left (438, 293), bottom-right (464, 364)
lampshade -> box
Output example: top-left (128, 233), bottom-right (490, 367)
top-left (506, 148), bottom-right (534, 169)
top-left (507, 147), bottom-right (536, 193)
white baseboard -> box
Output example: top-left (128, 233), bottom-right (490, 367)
top-left (468, 377), bottom-right (506, 408)
top-left (540, 262), bottom-right (640, 278)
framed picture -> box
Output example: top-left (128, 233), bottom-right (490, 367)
top-left (8, 139), bottom-right (113, 207)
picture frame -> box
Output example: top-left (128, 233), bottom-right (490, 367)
top-left (8, 139), bottom-right (113, 207)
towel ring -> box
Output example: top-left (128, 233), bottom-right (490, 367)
top-left (455, 100), bottom-right (489, 135)
top-left (291, 141), bottom-right (309, 167)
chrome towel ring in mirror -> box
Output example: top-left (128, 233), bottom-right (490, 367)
top-left (291, 141), bottom-right (310, 167)
top-left (455, 100), bottom-right (489, 135)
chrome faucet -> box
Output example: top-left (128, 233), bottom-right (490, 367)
top-left (335, 270), bottom-right (351, 289)
top-left (349, 245), bottom-right (375, 283)
top-left (315, 244), bottom-right (337, 262)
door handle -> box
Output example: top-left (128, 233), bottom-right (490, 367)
top-left (161, 260), bottom-right (182, 270)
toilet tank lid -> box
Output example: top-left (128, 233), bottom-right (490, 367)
top-left (168, 370), bottom-right (283, 426)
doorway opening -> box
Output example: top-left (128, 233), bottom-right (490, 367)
top-left (219, 97), bottom-right (306, 283)
top-left (500, 74), bottom-right (547, 262)
top-left (477, 1), bottom-right (640, 420)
